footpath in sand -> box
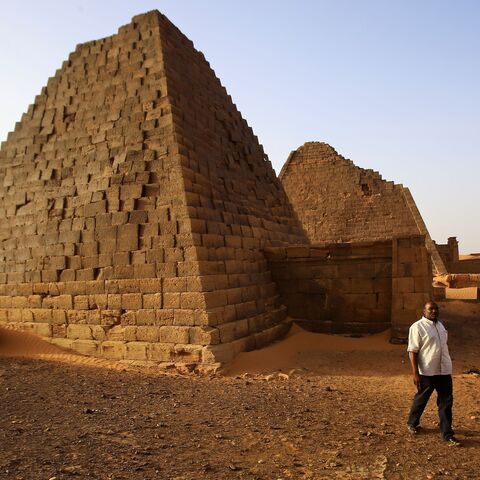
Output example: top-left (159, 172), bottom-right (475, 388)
top-left (0, 302), bottom-right (479, 480)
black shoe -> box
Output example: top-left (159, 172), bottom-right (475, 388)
top-left (445, 436), bottom-right (461, 447)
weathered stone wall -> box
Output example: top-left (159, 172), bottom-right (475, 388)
top-left (0, 11), bottom-right (306, 366)
top-left (150, 13), bottom-right (307, 363)
top-left (435, 237), bottom-right (459, 270)
top-left (265, 235), bottom-right (432, 338)
top-left (279, 142), bottom-right (446, 274)
top-left (391, 236), bottom-right (433, 340)
top-left (448, 260), bottom-right (480, 274)
top-left (435, 238), bottom-right (480, 274)
top-left (265, 241), bottom-right (392, 334)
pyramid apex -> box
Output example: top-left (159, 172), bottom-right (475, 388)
top-left (131, 10), bottom-right (162, 23)
top-left (300, 141), bottom-right (338, 154)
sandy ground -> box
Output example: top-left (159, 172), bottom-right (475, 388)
top-left (1, 301), bottom-right (479, 480)
top-left (459, 254), bottom-right (480, 260)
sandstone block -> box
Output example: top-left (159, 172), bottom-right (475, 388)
top-left (173, 309), bottom-right (196, 326)
top-left (143, 293), bottom-right (162, 309)
top-left (135, 309), bottom-right (156, 326)
top-left (74, 295), bottom-right (89, 310)
top-left (125, 341), bottom-right (149, 360)
top-left (31, 322), bottom-right (53, 337)
top-left (180, 291), bottom-right (206, 309)
top-left (121, 293), bottom-right (142, 310)
top-left (155, 309), bottom-right (174, 326)
top-left (135, 326), bottom-right (159, 342)
top-left (32, 308), bottom-right (53, 322)
top-left (52, 324), bottom-right (67, 337)
top-left (203, 291), bottom-right (228, 309)
top-left (107, 294), bottom-right (122, 309)
top-left (72, 339), bottom-right (99, 356)
top-left (393, 277), bottom-right (415, 293)
top-left (105, 325), bottom-right (126, 341)
top-left (173, 344), bottom-right (202, 362)
top-left (138, 278), bottom-right (162, 293)
top-left (163, 277), bottom-right (187, 292)
top-left (159, 326), bottom-right (189, 344)
top-left (101, 341), bottom-right (126, 359)
top-left (189, 326), bottom-right (220, 345)
top-left (202, 343), bottom-right (236, 364)
top-left (67, 324), bottom-right (93, 340)
top-left (149, 343), bottom-right (173, 362)
top-left (77, 268), bottom-right (95, 281)
top-left (163, 292), bottom-right (180, 308)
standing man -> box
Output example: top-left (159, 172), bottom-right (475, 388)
top-left (406, 301), bottom-right (461, 446)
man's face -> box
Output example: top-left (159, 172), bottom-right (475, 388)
top-left (424, 302), bottom-right (439, 322)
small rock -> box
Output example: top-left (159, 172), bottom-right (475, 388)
top-left (60, 465), bottom-right (82, 474)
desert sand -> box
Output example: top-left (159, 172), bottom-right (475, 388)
top-left (459, 254), bottom-right (480, 260)
top-left (1, 301), bottom-right (479, 479)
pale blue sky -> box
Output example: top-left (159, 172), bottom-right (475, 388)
top-left (1, 0), bottom-right (478, 252)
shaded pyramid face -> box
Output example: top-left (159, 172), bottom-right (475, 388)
top-left (279, 142), bottom-right (446, 274)
top-left (0, 11), bottom-right (306, 367)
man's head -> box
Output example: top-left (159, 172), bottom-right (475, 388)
top-left (423, 301), bottom-right (439, 322)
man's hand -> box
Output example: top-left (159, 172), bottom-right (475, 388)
top-left (413, 372), bottom-right (421, 391)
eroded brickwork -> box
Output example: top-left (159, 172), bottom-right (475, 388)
top-left (265, 235), bottom-right (432, 338)
top-left (0, 11), bottom-right (306, 366)
top-left (265, 241), bottom-right (392, 334)
top-left (391, 236), bottom-right (433, 340)
top-left (280, 142), bottom-right (446, 274)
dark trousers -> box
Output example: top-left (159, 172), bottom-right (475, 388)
top-left (407, 374), bottom-right (454, 440)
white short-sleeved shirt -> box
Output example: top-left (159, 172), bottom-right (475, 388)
top-left (407, 317), bottom-right (452, 376)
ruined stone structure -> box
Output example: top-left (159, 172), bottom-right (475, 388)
top-left (435, 237), bottom-right (480, 274)
top-left (435, 237), bottom-right (459, 271)
top-left (265, 235), bottom-right (432, 339)
top-left (279, 142), bottom-right (446, 275)
top-left (0, 12), bottom-right (433, 364)
top-left (0, 11), bottom-right (307, 367)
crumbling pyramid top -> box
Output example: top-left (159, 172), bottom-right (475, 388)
top-left (280, 141), bottom-right (446, 274)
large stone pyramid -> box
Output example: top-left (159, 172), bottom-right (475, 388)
top-left (0, 11), bottom-right (306, 367)
top-left (280, 142), bottom-right (446, 274)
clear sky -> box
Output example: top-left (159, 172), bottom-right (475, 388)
top-left (1, 0), bottom-right (479, 252)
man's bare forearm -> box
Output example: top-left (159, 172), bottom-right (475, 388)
top-left (409, 351), bottom-right (421, 388)
top-left (409, 351), bottom-right (419, 375)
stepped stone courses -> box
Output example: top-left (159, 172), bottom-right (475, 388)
top-left (0, 11), bottom-right (435, 362)
top-left (279, 142), bottom-right (446, 275)
top-left (0, 11), bottom-right (307, 367)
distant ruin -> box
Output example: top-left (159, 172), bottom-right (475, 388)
top-left (0, 11), bottom-right (433, 367)
top-left (435, 237), bottom-right (480, 274)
